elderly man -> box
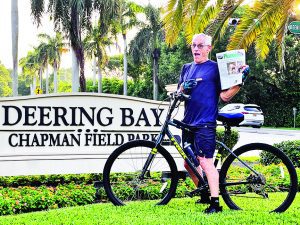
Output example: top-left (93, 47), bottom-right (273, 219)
top-left (178, 33), bottom-right (249, 214)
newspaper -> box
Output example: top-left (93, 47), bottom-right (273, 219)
top-left (216, 49), bottom-right (246, 90)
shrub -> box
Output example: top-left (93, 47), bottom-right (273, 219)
top-left (0, 166), bottom-right (298, 216)
top-left (216, 127), bottom-right (239, 159)
top-left (274, 140), bottom-right (300, 167)
top-left (261, 140), bottom-right (300, 168)
top-left (0, 174), bottom-right (101, 188)
top-left (0, 128), bottom-right (239, 215)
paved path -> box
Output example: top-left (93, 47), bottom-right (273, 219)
top-left (233, 127), bottom-right (300, 149)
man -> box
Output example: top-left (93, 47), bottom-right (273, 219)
top-left (178, 33), bottom-right (249, 214)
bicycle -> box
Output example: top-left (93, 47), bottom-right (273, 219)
top-left (103, 92), bottom-right (298, 213)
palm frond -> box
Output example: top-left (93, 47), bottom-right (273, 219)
top-left (275, 15), bottom-right (289, 69)
top-left (128, 27), bottom-right (152, 64)
top-left (30, 0), bottom-right (45, 26)
top-left (182, 0), bottom-right (212, 43)
top-left (205, 0), bottom-right (243, 43)
top-left (163, 0), bottom-right (184, 45)
top-left (120, 1), bottom-right (144, 35)
top-left (228, 0), bottom-right (286, 51)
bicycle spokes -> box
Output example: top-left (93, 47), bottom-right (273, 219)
top-left (220, 143), bottom-right (298, 212)
top-left (103, 140), bottom-right (178, 205)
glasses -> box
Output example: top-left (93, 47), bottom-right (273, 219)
top-left (191, 44), bottom-right (209, 49)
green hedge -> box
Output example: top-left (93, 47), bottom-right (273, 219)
top-left (274, 140), bottom-right (300, 168)
top-left (216, 127), bottom-right (239, 149)
top-left (0, 129), bottom-right (238, 189)
top-left (86, 77), bottom-right (153, 99)
top-left (0, 184), bottom-right (105, 216)
top-left (216, 127), bottom-right (239, 159)
top-left (0, 167), bottom-right (299, 216)
top-left (0, 174), bottom-right (101, 188)
top-left (0, 128), bottom-right (239, 216)
top-left (261, 140), bottom-right (300, 168)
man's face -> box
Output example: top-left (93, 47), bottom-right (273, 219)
top-left (191, 36), bottom-right (211, 64)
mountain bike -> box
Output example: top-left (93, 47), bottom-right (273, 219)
top-left (103, 92), bottom-right (298, 213)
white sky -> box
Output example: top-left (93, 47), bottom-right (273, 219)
top-left (0, 0), bottom-right (165, 70)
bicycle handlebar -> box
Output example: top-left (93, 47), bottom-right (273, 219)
top-left (169, 91), bottom-right (191, 102)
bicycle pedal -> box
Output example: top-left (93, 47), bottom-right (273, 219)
top-left (185, 188), bottom-right (201, 198)
top-left (185, 191), bottom-right (193, 198)
top-left (94, 181), bottom-right (104, 189)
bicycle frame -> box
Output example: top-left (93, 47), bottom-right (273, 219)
top-left (103, 92), bottom-right (298, 212)
top-left (139, 92), bottom-right (259, 189)
top-left (139, 93), bottom-right (207, 186)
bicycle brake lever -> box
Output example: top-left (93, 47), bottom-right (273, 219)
top-left (180, 93), bottom-right (191, 100)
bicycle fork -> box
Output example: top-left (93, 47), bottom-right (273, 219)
top-left (138, 133), bottom-right (165, 180)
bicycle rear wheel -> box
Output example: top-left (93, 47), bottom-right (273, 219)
top-left (220, 143), bottom-right (298, 213)
top-left (103, 140), bottom-right (178, 206)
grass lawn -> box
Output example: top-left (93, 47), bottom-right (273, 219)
top-left (0, 193), bottom-right (299, 225)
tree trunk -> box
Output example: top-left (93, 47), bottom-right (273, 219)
top-left (93, 55), bottom-right (96, 89)
top-left (153, 58), bottom-right (158, 100)
top-left (32, 77), bottom-right (36, 95)
top-left (98, 64), bottom-right (102, 93)
top-left (71, 47), bottom-right (79, 92)
top-left (123, 34), bottom-right (128, 96)
top-left (78, 46), bottom-right (86, 92)
top-left (39, 69), bottom-right (43, 90)
top-left (70, 5), bottom-right (85, 92)
top-left (46, 64), bottom-right (49, 94)
top-left (11, 0), bottom-right (19, 96)
top-left (152, 48), bottom-right (160, 100)
top-left (53, 64), bottom-right (58, 93)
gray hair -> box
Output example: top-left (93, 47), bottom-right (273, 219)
top-left (192, 33), bottom-right (212, 45)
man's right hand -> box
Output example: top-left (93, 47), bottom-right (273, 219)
top-left (241, 65), bottom-right (250, 83)
top-left (180, 79), bottom-right (197, 92)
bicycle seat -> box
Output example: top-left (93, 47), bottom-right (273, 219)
top-left (217, 113), bottom-right (244, 126)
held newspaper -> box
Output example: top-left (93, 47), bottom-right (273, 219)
top-left (216, 49), bottom-right (246, 90)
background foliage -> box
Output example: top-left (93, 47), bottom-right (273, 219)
top-left (1, 6), bottom-right (299, 127)
top-left (0, 62), bottom-right (12, 97)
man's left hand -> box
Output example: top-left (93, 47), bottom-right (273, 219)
top-left (239, 65), bottom-right (250, 86)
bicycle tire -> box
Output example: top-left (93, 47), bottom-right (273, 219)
top-left (103, 140), bottom-right (179, 206)
top-left (220, 143), bottom-right (298, 213)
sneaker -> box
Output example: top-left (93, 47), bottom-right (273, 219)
top-left (195, 195), bottom-right (210, 204)
top-left (203, 205), bottom-right (223, 214)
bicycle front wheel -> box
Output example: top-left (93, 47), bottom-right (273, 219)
top-left (103, 140), bottom-right (178, 206)
top-left (220, 143), bottom-right (298, 213)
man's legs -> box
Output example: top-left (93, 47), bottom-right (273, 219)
top-left (192, 125), bottom-right (222, 213)
top-left (199, 157), bottom-right (219, 197)
top-left (184, 159), bottom-right (211, 204)
top-left (183, 160), bottom-right (203, 187)
top-left (182, 130), bottom-right (206, 188)
top-left (199, 156), bottom-right (222, 213)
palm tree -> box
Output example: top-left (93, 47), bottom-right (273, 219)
top-left (30, 0), bottom-right (120, 92)
top-left (129, 4), bottom-right (163, 100)
top-left (37, 33), bottom-right (66, 93)
top-left (11, 0), bottom-right (19, 96)
top-left (84, 26), bottom-right (113, 93)
top-left (84, 1), bottom-right (119, 93)
top-left (19, 49), bottom-right (40, 95)
top-left (35, 42), bottom-right (48, 91)
top-left (114, 1), bottom-right (143, 95)
top-left (163, 0), bottom-right (299, 65)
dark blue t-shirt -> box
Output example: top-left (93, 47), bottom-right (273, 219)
top-left (178, 60), bottom-right (221, 126)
